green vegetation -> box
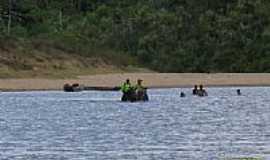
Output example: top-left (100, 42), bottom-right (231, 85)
top-left (0, 39), bottom-right (141, 78)
top-left (1, 0), bottom-right (270, 74)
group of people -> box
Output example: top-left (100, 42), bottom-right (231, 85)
top-left (121, 79), bottom-right (149, 102)
top-left (192, 85), bottom-right (208, 97)
top-left (190, 85), bottom-right (241, 97)
top-left (180, 85), bottom-right (208, 97)
top-left (121, 80), bottom-right (243, 101)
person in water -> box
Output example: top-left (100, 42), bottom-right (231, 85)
top-left (237, 89), bottom-right (241, 96)
top-left (180, 92), bottom-right (186, 97)
top-left (135, 79), bottom-right (144, 91)
top-left (197, 85), bottom-right (208, 97)
top-left (121, 79), bottom-right (134, 101)
top-left (193, 85), bottom-right (198, 95)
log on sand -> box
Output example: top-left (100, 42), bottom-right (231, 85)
top-left (83, 86), bottom-right (121, 91)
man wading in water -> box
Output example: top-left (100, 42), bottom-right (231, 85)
top-left (121, 79), bottom-right (133, 101)
top-left (120, 79), bottom-right (149, 102)
top-left (135, 79), bottom-right (148, 101)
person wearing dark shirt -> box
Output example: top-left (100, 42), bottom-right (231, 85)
top-left (193, 85), bottom-right (198, 95)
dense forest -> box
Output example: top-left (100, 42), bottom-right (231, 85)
top-left (1, 0), bottom-right (270, 72)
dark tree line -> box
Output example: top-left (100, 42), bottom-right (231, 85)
top-left (1, 0), bottom-right (270, 72)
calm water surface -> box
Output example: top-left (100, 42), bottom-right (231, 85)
top-left (0, 87), bottom-right (270, 160)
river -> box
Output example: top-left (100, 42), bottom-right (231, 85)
top-left (0, 87), bottom-right (270, 160)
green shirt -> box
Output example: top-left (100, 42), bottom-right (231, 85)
top-left (121, 83), bottom-right (131, 93)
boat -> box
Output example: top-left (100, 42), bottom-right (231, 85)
top-left (63, 83), bottom-right (84, 92)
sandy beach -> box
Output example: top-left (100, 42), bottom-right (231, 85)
top-left (1, 73), bottom-right (270, 91)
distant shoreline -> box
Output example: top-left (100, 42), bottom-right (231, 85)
top-left (1, 73), bottom-right (270, 92)
top-left (1, 85), bottom-right (270, 92)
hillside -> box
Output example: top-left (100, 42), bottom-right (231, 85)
top-left (0, 39), bottom-right (144, 78)
top-left (1, 0), bottom-right (270, 74)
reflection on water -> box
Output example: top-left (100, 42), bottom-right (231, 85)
top-left (0, 87), bottom-right (270, 160)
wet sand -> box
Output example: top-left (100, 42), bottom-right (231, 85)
top-left (1, 73), bottom-right (270, 91)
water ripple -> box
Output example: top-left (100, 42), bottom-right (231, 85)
top-left (0, 87), bottom-right (270, 159)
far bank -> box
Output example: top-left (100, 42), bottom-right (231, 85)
top-left (1, 73), bottom-right (270, 91)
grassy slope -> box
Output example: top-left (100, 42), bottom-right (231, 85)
top-left (0, 40), bottom-right (150, 79)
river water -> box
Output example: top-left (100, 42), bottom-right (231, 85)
top-left (0, 87), bottom-right (270, 160)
